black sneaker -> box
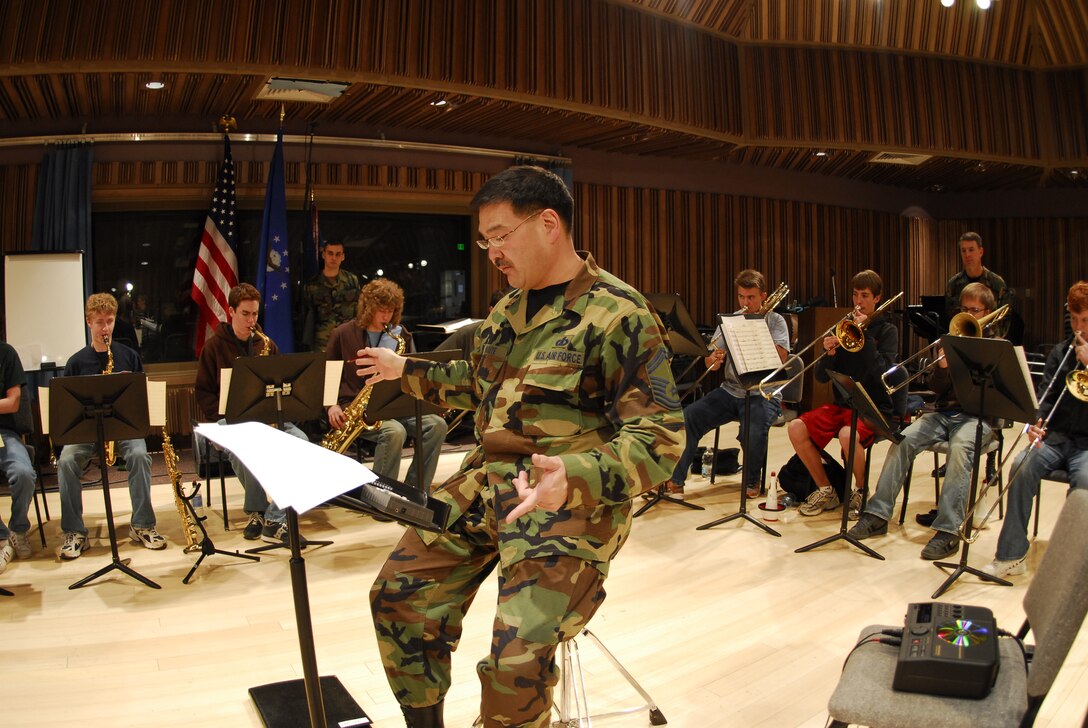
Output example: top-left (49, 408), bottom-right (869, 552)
top-left (847, 513), bottom-right (888, 540)
top-left (930, 464), bottom-right (947, 479)
top-left (243, 514), bottom-right (265, 540)
top-left (921, 532), bottom-right (960, 560)
top-left (261, 520), bottom-right (288, 544)
top-left (915, 508), bottom-right (938, 527)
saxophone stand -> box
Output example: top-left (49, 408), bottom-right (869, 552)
top-left (931, 336), bottom-right (1036, 598)
top-left (49, 372), bottom-right (161, 589)
top-left (224, 352), bottom-right (334, 557)
top-left (179, 481), bottom-right (259, 584)
top-left (795, 372), bottom-right (898, 561)
top-left (696, 390), bottom-right (779, 536)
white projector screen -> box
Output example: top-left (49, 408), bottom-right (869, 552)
top-left (4, 251), bottom-right (87, 370)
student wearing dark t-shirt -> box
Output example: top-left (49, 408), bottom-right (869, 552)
top-left (0, 341), bottom-right (36, 572)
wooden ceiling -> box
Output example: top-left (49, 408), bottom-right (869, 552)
top-left (1, 0), bottom-right (1086, 193)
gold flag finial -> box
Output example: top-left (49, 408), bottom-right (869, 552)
top-left (279, 104), bottom-right (285, 124)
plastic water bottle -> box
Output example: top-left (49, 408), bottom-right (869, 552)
top-left (701, 449), bottom-right (713, 479)
top-left (191, 490), bottom-right (205, 518)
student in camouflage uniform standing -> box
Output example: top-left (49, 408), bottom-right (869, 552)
top-left (357, 166), bottom-right (684, 728)
top-left (300, 241), bottom-right (360, 352)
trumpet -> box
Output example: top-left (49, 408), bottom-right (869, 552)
top-left (758, 291), bottom-right (903, 400)
top-left (881, 304), bottom-right (1009, 395)
top-left (960, 330), bottom-right (1088, 542)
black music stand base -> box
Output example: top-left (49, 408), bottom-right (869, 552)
top-left (0, 587), bottom-right (12, 597)
top-left (932, 561), bottom-right (1011, 599)
top-left (181, 484), bottom-right (260, 584)
top-left (249, 675), bottom-right (368, 728)
top-left (634, 485), bottom-right (705, 517)
top-left (245, 532), bottom-right (332, 556)
top-left (697, 395), bottom-right (780, 536)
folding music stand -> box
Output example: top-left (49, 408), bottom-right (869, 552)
top-left (49, 372), bottom-right (160, 589)
top-left (210, 353), bottom-right (369, 728)
top-left (795, 371), bottom-right (899, 560)
top-left (930, 335), bottom-right (1037, 598)
top-left (225, 352), bottom-right (333, 556)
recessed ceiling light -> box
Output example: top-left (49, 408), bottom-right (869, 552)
top-left (814, 151), bottom-right (829, 157)
top-left (145, 81), bottom-right (165, 90)
top-left (430, 99), bottom-right (448, 107)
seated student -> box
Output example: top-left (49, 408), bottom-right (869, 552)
top-left (194, 283), bottom-right (309, 543)
top-left (0, 341), bottom-right (37, 571)
top-left (848, 283), bottom-right (998, 560)
top-left (665, 269), bottom-right (789, 499)
top-left (982, 281), bottom-right (1088, 578)
top-left (788, 270), bottom-right (899, 519)
top-left (57, 293), bottom-right (164, 559)
top-left (325, 278), bottom-right (448, 491)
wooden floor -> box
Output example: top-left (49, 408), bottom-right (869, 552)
top-left (3, 423), bottom-right (1086, 728)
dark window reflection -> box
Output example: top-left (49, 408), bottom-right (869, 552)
top-left (93, 209), bottom-right (471, 362)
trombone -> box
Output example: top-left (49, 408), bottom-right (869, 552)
top-left (881, 304), bottom-right (1010, 395)
top-left (960, 330), bottom-right (1088, 542)
top-left (683, 282), bottom-right (790, 396)
top-left (757, 291), bottom-right (904, 399)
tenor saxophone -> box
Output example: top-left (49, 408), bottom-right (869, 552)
top-left (164, 428), bottom-right (201, 552)
top-left (103, 336), bottom-right (117, 467)
top-left (321, 324), bottom-right (406, 454)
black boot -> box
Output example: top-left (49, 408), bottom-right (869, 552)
top-left (402, 702), bottom-right (445, 728)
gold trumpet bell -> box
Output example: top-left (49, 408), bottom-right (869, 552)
top-left (1069, 370), bottom-right (1088, 402)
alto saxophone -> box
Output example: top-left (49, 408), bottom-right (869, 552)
top-left (251, 325), bottom-right (272, 356)
top-left (103, 336), bottom-right (117, 467)
top-left (164, 428), bottom-right (201, 552)
top-left (321, 324), bottom-right (406, 454)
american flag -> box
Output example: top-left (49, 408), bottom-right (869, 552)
top-left (191, 136), bottom-right (239, 357)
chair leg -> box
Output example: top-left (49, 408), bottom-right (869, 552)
top-left (710, 427), bottom-right (720, 485)
top-left (900, 461), bottom-right (914, 525)
top-left (32, 474), bottom-right (47, 547)
top-left (1033, 487), bottom-right (1041, 538)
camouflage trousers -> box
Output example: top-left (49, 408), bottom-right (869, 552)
top-left (370, 499), bottom-right (607, 727)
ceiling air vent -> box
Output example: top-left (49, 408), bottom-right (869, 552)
top-left (255, 78), bottom-right (350, 104)
top-left (869, 151), bottom-right (932, 166)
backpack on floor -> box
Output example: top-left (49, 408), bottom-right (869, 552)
top-left (776, 451), bottom-right (846, 501)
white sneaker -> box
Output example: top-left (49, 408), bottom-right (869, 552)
top-left (0, 538), bottom-right (13, 574)
top-left (9, 530), bottom-right (31, 560)
top-left (60, 531), bottom-right (88, 560)
top-left (129, 525), bottom-right (167, 550)
top-left (981, 557), bottom-right (1027, 578)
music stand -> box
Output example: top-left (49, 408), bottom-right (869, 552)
top-left (795, 371), bottom-right (899, 560)
top-left (49, 372), bottom-right (160, 589)
top-left (930, 335), bottom-right (1037, 598)
top-left (226, 352), bottom-right (333, 556)
top-left (214, 353), bottom-right (369, 728)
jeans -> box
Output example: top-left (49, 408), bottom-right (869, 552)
top-left (671, 388), bottom-right (778, 490)
top-left (220, 420), bottom-right (308, 524)
top-left (865, 412), bottom-right (991, 535)
top-left (58, 437), bottom-right (154, 534)
top-left (1, 429), bottom-right (36, 539)
top-left (359, 415), bottom-right (449, 490)
top-left (995, 432), bottom-right (1088, 561)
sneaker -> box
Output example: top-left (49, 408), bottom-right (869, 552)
top-left (9, 530), bottom-right (32, 559)
top-left (60, 531), bottom-right (88, 560)
top-left (931, 464), bottom-right (947, 478)
top-left (799, 487), bottom-right (840, 516)
top-left (0, 538), bottom-right (12, 574)
top-left (261, 520), bottom-right (288, 544)
top-left (981, 557), bottom-right (1027, 578)
top-left (921, 531), bottom-right (960, 560)
top-left (243, 513), bottom-right (265, 540)
top-left (915, 508), bottom-right (938, 527)
top-left (847, 512), bottom-right (888, 540)
top-left (847, 490), bottom-right (864, 521)
top-left (130, 525), bottom-right (167, 550)
top-left (746, 484), bottom-right (762, 499)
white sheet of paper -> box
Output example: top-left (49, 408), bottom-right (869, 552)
top-left (324, 360), bottom-right (343, 407)
top-left (218, 369), bottom-right (232, 416)
top-left (194, 421), bottom-right (378, 514)
top-left (38, 386), bottom-right (50, 434)
top-left (147, 380), bottom-right (167, 428)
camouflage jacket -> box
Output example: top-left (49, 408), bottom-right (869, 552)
top-left (400, 253), bottom-right (684, 573)
top-left (301, 269), bottom-right (361, 352)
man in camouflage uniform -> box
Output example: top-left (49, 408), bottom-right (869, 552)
top-left (358, 166), bottom-right (684, 728)
top-left (943, 232), bottom-right (1010, 335)
top-left (300, 241), bottom-right (360, 352)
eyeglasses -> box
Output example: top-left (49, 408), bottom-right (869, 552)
top-left (475, 210), bottom-right (543, 250)
top-left (960, 306), bottom-right (988, 315)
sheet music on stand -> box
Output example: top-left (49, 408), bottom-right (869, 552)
top-left (718, 314), bottom-right (781, 376)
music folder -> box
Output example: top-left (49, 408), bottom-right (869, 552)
top-left (718, 313), bottom-right (781, 379)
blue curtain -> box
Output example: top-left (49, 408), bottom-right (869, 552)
top-left (32, 143), bottom-right (94, 296)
